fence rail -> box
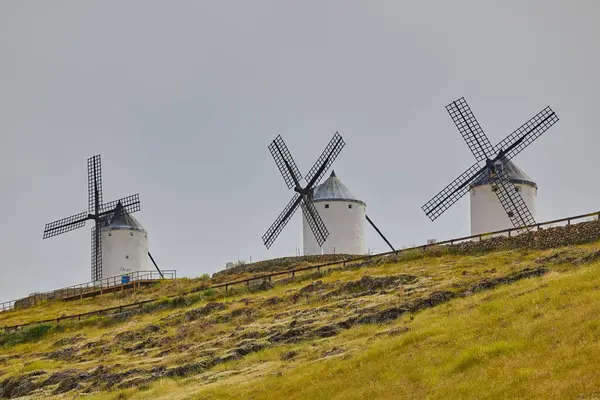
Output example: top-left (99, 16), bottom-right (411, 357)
top-left (0, 270), bottom-right (176, 314)
top-left (0, 301), bottom-right (16, 313)
top-left (60, 270), bottom-right (177, 300)
top-left (2, 209), bottom-right (600, 331)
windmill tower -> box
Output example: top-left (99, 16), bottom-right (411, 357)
top-left (302, 171), bottom-right (367, 255)
top-left (43, 155), bottom-right (154, 283)
top-left (470, 161), bottom-right (537, 236)
top-left (422, 97), bottom-right (559, 235)
top-left (99, 202), bottom-right (149, 279)
top-left (263, 133), bottom-right (394, 255)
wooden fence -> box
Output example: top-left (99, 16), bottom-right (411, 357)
top-left (0, 270), bottom-right (176, 313)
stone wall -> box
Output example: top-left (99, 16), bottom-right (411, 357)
top-left (449, 218), bottom-right (600, 254)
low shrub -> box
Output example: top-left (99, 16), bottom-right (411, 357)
top-left (0, 322), bottom-right (55, 347)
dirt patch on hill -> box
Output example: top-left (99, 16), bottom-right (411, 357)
top-left (52, 334), bottom-right (85, 348)
top-left (326, 274), bottom-right (418, 298)
top-left (184, 302), bottom-right (227, 322)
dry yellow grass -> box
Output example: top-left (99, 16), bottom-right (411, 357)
top-left (100, 255), bottom-right (600, 400)
top-left (2, 242), bottom-right (600, 399)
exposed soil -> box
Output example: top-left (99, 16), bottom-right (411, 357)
top-left (184, 302), bottom-right (227, 322)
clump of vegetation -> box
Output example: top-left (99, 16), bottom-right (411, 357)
top-left (0, 323), bottom-right (55, 347)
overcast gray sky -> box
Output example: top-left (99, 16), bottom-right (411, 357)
top-left (1, 1), bottom-right (598, 301)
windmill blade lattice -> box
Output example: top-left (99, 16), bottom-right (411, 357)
top-left (305, 132), bottom-right (345, 188)
top-left (300, 196), bottom-right (329, 246)
top-left (91, 225), bottom-right (102, 282)
top-left (446, 97), bottom-right (495, 162)
top-left (100, 194), bottom-right (141, 215)
top-left (489, 163), bottom-right (536, 232)
top-left (269, 135), bottom-right (303, 190)
top-left (422, 162), bottom-right (484, 221)
top-left (263, 192), bottom-right (303, 249)
top-left (43, 211), bottom-right (89, 239)
top-left (494, 107), bottom-right (559, 162)
top-left (88, 155), bottom-right (103, 214)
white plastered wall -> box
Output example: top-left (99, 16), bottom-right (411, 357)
top-left (470, 183), bottom-right (537, 236)
top-left (303, 200), bottom-right (367, 255)
top-left (100, 228), bottom-right (149, 280)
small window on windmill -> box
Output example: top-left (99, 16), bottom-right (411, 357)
top-left (125, 255), bottom-right (129, 260)
top-left (348, 204), bottom-right (352, 209)
top-left (130, 232), bottom-right (133, 236)
top-left (490, 161), bottom-right (503, 179)
top-left (325, 204), bottom-right (329, 209)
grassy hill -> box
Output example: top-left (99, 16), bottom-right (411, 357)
top-left (2, 230), bottom-right (600, 398)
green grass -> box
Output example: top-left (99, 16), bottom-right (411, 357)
top-left (0, 323), bottom-right (56, 347)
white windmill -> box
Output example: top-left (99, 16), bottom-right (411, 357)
top-left (422, 97), bottom-right (558, 236)
top-left (43, 155), bottom-right (161, 284)
top-left (263, 133), bottom-right (395, 255)
top-left (302, 171), bottom-right (366, 255)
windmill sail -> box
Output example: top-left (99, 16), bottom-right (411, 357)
top-left (422, 97), bottom-right (559, 233)
top-left (263, 133), bottom-right (344, 249)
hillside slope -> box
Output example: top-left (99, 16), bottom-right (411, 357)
top-left (2, 239), bottom-right (600, 398)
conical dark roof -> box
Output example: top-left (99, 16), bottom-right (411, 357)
top-left (105, 201), bottom-right (146, 231)
top-left (470, 160), bottom-right (537, 189)
top-left (311, 171), bottom-right (366, 205)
